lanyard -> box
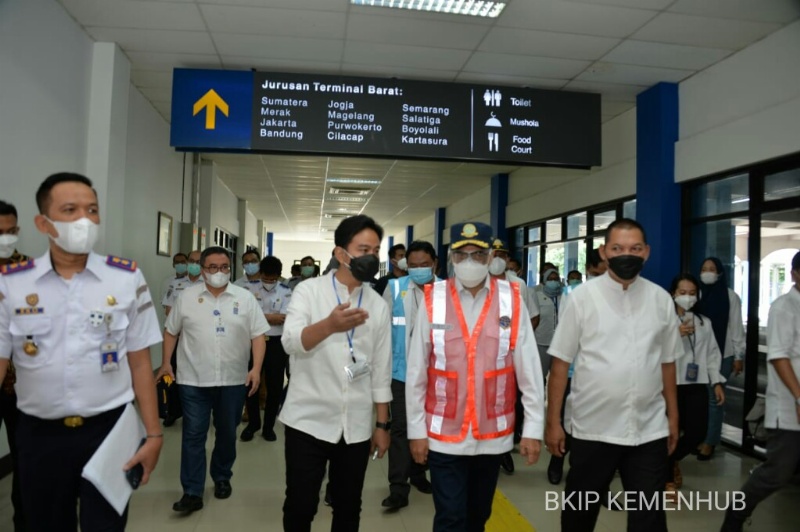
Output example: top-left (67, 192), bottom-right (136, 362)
top-left (332, 275), bottom-right (363, 362)
top-left (550, 295), bottom-right (559, 330)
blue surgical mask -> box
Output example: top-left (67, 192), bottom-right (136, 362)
top-left (408, 267), bottom-right (433, 285)
top-left (544, 280), bottom-right (561, 297)
top-left (174, 263), bottom-right (188, 275)
top-left (243, 263), bottom-right (260, 276)
top-left (187, 263), bottom-right (201, 277)
top-left (568, 279), bottom-right (582, 288)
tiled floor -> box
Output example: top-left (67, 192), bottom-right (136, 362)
top-left (0, 420), bottom-right (798, 531)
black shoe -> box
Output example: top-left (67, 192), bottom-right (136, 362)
top-left (547, 456), bottom-right (564, 485)
top-left (163, 416), bottom-right (176, 427)
top-left (262, 429), bottom-right (277, 442)
top-left (214, 480), bottom-right (232, 499)
top-left (697, 444), bottom-right (715, 461)
top-left (500, 452), bottom-right (515, 474)
top-left (240, 426), bottom-right (258, 442)
top-left (172, 494), bottom-right (203, 513)
top-left (324, 485), bottom-right (332, 507)
top-left (720, 509), bottom-right (746, 532)
top-left (410, 477), bottom-right (432, 494)
top-left (381, 493), bottom-right (409, 510)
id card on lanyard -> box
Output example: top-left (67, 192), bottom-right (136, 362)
top-left (333, 275), bottom-right (369, 382)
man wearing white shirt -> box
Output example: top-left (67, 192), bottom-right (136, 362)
top-left (160, 252), bottom-right (188, 304)
top-left (158, 246), bottom-right (269, 514)
top-left (406, 222), bottom-right (544, 531)
top-left (722, 251), bottom-right (800, 531)
top-left (280, 215), bottom-right (391, 532)
top-left (546, 218), bottom-right (680, 532)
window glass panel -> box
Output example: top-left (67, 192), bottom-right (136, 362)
top-left (567, 212), bottom-right (587, 239)
top-left (513, 227), bottom-right (524, 249)
top-left (544, 243), bottom-right (564, 280)
top-left (690, 173), bottom-right (749, 218)
top-left (546, 219), bottom-right (562, 242)
top-left (593, 209), bottom-right (615, 232)
top-left (564, 240), bottom-right (586, 277)
top-left (623, 199), bottom-right (637, 219)
top-left (527, 226), bottom-right (541, 243)
top-left (764, 167), bottom-right (800, 201)
top-left (526, 246), bottom-right (541, 286)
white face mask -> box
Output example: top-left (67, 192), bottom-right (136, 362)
top-left (396, 257), bottom-right (408, 271)
top-left (453, 259), bottom-right (489, 288)
top-left (0, 234), bottom-right (18, 258)
top-left (674, 294), bottom-right (697, 311)
top-left (700, 272), bottom-right (718, 285)
top-left (488, 256), bottom-right (507, 276)
top-left (46, 217), bottom-right (99, 255)
top-left (205, 271), bottom-right (230, 288)
top-left (262, 281), bottom-right (277, 291)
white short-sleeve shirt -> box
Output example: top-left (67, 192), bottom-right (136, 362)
top-left (0, 252), bottom-right (162, 419)
top-left (165, 282), bottom-right (269, 386)
top-left (548, 273), bottom-right (681, 446)
top-left (765, 287), bottom-right (800, 431)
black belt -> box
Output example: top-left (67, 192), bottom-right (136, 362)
top-left (21, 403), bottom-right (126, 428)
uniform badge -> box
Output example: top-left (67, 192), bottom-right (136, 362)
top-left (26, 293), bottom-right (39, 307)
top-left (107, 295), bottom-right (117, 306)
top-left (461, 223), bottom-right (478, 238)
top-left (499, 315), bottom-right (511, 329)
top-left (233, 301), bottom-right (239, 315)
top-left (23, 337), bottom-right (38, 356)
top-left (198, 297), bottom-right (204, 304)
top-left (89, 310), bottom-right (105, 327)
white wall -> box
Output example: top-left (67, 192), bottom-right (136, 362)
top-left (244, 209), bottom-right (258, 249)
top-left (272, 239), bottom-right (335, 278)
top-left (442, 185), bottom-right (492, 243)
top-left (413, 214), bottom-right (436, 244)
top-left (676, 20), bottom-right (800, 182)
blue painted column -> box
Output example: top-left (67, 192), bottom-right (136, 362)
top-left (636, 82), bottom-right (680, 290)
top-left (405, 225), bottom-right (414, 245)
top-left (387, 235), bottom-right (395, 273)
top-left (490, 173), bottom-right (509, 241)
top-left (266, 231), bottom-right (273, 257)
top-left (434, 207), bottom-right (446, 278)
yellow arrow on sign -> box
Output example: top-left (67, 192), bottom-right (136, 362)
top-left (192, 89), bottom-right (229, 130)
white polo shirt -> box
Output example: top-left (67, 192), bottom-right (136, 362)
top-left (548, 273), bottom-right (681, 446)
top-left (676, 313), bottom-right (725, 386)
top-left (0, 252), bottom-right (162, 419)
top-left (765, 286), bottom-right (800, 431)
top-left (162, 275), bottom-right (204, 309)
top-left (280, 272), bottom-right (392, 444)
top-left (406, 276), bottom-right (545, 456)
top-left (165, 282), bottom-right (269, 387)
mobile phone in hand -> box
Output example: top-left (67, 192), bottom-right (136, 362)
top-left (126, 438), bottom-right (147, 489)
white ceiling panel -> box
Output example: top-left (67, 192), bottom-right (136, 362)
top-left (343, 42), bottom-right (472, 71)
top-left (346, 13), bottom-right (489, 50)
top-left (85, 27), bottom-right (215, 54)
top-left (563, 80), bottom-right (647, 102)
top-left (562, 0), bottom-right (673, 9)
top-left (601, 40), bottom-right (733, 71)
top-left (59, 0), bottom-right (205, 30)
top-left (138, 86), bottom-right (172, 103)
top-left (222, 57), bottom-right (341, 75)
top-left (200, 5), bottom-right (346, 39)
top-left (575, 62), bottom-right (695, 85)
top-left (631, 13), bottom-right (783, 50)
top-left (125, 51), bottom-right (222, 70)
top-left (456, 72), bottom-right (568, 88)
top-left (193, 0), bottom-right (349, 10)
top-left (499, 0), bottom-right (659, 38)
top-left (342, 64), bottom-right (459, 82)
top-left (130, 69), bottom-right (173, 88)
top-left (668, 0), bottom-right (800, 24)
top-left (464, 52), bottom-right (591, 79)
top-left (480, 27), bottom-right (620, 61)
top-left (213, 33), bottom-right (344, 62)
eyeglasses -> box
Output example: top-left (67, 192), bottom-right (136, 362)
top-left (203, 264), bottom-right (231, 273)
top-left (451, 249), bottom-right (490, 264)
top-left (0, 228), bottom-right (20, 236)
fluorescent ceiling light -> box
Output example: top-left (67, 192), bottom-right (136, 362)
top-left (327, 178), bottom-right (382, 185)
top-left (350, 0), bottom-right (507, 19)
top-left (731, 197), bottom-right (750, 204)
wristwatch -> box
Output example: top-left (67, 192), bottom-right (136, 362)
top-left (375, 421), bottom-right (392, 431)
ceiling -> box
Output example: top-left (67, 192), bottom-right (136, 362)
top-left (56, 0), bottom-right (800, 241)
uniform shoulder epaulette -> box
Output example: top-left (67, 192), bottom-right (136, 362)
top-left (0, 259), bottom-right (35, 275)
top-left (106, 255), bottom-right (137, 272)
top-left (279, 282), bottom-right (290, 289)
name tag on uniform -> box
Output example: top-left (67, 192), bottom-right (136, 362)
top-left (685, 362), bottom-right (699, 382)
top-left (216, 326), bottom-right (226, 336)
top-left (431, 323), bottom-right (453, 331)
top-left (101, 342), bottom-right (120, 372)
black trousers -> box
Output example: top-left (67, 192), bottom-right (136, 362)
top-left (388, 379), bottom-right (427, 498)
top-left (0, 390), bottom-right (25, 531)
top-left (16, 405), bottom-right (128, 532)
top-left (244, 336), bottom-right (288, 433)
top-left (283, 426), bottom-right (370, 532)
top-left (563, 437), bottom-right (668, 532)
top-left (669, 383), bottom-right (708, 479)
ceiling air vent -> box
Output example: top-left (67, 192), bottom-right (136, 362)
top-left (323, 213), bottom-right (350, 220)
top-left (328, 186), bottom-right (371, 196)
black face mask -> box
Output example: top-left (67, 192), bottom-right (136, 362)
top-left (345, 252), bottom-right (379, 283)
top-left (607, 255), bottom-right (644, 281)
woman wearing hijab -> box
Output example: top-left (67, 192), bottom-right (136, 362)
top-left (535, 268), bottom-right (563, 383)
top-left (693, 257), bottom-right (746, 460)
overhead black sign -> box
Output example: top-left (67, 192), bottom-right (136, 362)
top-left (171, 69), bottom-right (601, 168)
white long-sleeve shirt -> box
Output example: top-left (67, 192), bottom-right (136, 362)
top-left (765, 286), bottom-right (800, 431)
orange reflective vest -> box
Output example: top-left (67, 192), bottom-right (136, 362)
top-left (423, 277), bottom-right (520, 442)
